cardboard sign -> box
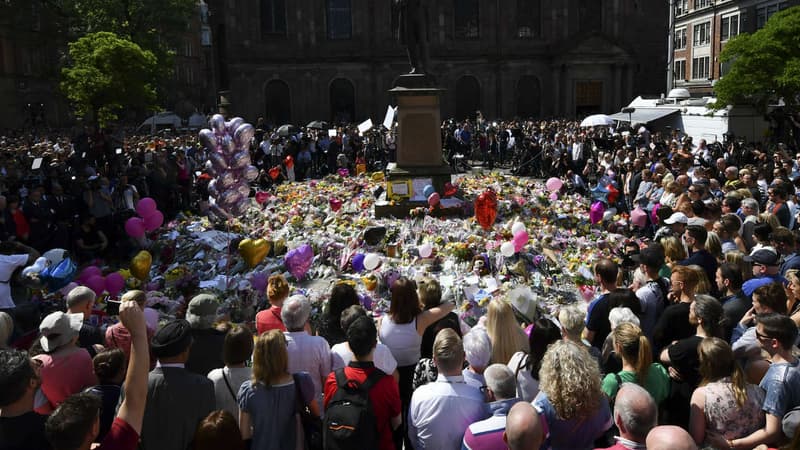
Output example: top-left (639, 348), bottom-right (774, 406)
top-left (328, 129), bottom-right (337, 137)
top-left (383, 106), bottom-right (396, 129)
top-left (357, 118), bottom-right (373, 134)
top-left (31, 158), bottom-right (43, 170)
top-left (387, 180), bottom-right (411, 200)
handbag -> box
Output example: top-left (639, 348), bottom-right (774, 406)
top-left (293, 373), bottom-right (322, 450)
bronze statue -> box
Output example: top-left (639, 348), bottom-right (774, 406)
top-left (392, 0), bottom-right (430, 74)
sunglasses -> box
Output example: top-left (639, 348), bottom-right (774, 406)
top-left (755, 329), bottom-right (774, 341)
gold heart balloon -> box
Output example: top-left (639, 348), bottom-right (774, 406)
top-left (272, 239), bottom-right (287, 257)
top-left (130, 250), bottom-right (152, 281)
top-left (239, 238), bottom-right (271, 268)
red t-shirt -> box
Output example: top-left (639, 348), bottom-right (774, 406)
top-left (323, 362), bottom-right (401, 450)
top-left (255, 306), bottom-right (286, 335)
top-left (97, 417), bottom-right (139, 450)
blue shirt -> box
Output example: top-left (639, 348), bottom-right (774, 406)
top-left (760, 359), bottom-right (800, 418)
top-left (533, 391), bottom-right (612, 450)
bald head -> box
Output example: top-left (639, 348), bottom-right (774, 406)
top-left (503, 402), bottom-right (544, 450)
top-left (646, 425), bottom-right (698, 450)
top-left (614, 383), bottom-right (657, 442)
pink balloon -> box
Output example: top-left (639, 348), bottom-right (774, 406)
top-left (427, 192), bottom-right (440, 207)
top-left (105, 272), bottom-right (125, 296)
top-left (143, 211), bottom-right (164, 232)
top-left (590, 201), bottom-right (605, 224)
top-left (650, 203), bottom-right (661, 225)
top-left (125, 217), bottom-right (146, 238)
top-left (513, 231), bottom-right (529, 252)
top-left (545, 177), bottom-right (564, 192)
top-left (630, 207), bottom-right (648, 228)
top-left (135, 198), bottom-right (157, 217)
top-left (548, 192), bottom-right (558, 201)
top-left (78, 266), bottom-right (102, 283)
top-left (84, 275), bottom-right (106, 296)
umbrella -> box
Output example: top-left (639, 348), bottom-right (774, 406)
top-left (580, 114), bottom-right (615, 128)
top-left (276, 124), bottom-right (300, 137)
top-left (305, 120), bottom-right (328, 130)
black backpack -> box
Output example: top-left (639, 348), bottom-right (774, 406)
top-left (323, 367), bottom-right (385, 450)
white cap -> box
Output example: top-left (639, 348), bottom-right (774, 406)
top-left (664, 212), bottom-right (689, 225)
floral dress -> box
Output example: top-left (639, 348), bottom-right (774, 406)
top-left (703, 377), bottom-right (765, 441)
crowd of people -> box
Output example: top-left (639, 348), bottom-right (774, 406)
top-left (1, 114), bottom-right (800, 450)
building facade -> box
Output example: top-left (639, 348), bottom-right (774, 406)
top-left (206, 0), bottom-right (668, 126)
top-left (670, 0), bottom-right (799, 96)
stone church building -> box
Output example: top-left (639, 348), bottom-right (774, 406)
top-left (207, 0), bottom-right (668, 126)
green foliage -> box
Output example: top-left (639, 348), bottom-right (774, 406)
top-left (714, 6), bottom-right (800, 112)
top-left (60, 31), bottom-right (158, 125)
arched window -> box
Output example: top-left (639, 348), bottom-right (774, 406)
top-left (454, 0), bottom-right (479, 39)
top-left (330, 78), bottom-right (355, 124)
top-left (517, 0), bottom-right (541, 38)
top-left (516, 76), bottom-right (541, 119)
top-left (264, 80), bottom-right (291, 125)
top-left (455, 76), bottom-right (481, 121)
top-left (327, 0), bottom-right (352, 40)
top-left (261, 0), bottom-right (286, 37)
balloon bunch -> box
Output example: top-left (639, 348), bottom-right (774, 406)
top-left (423, 184), bottom-right (441, 208)
top-left (589, 183), bottom-right (620, 225)
top-left (124, 197), bottom-right (164, 238)
top-left (499, 222), bottom-right (529, 257)
top-left (198, 114), bottom-right (259, 216)
top-left (474, 189), bottom-right (498, 231)
top-left (76, 266), bottom-right (126, 297)
top-left (21, 256), bottom-right (77, 291)
top-left (545, 177), bottom-right (563, 200)
top-left (350, 252), bottom-right (382, 273)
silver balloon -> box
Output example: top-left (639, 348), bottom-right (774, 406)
top-left (218, 171), bottom-right (236, 189)
top-left (236, 182), bottom-right (251, 199)
top-left (209, 114), bottom-right (226, 134)
top-left (230, 151), bottom-right (251, 169)
top-left (234, 123), bottom-right (255, 147)
top-left (209, 152), bottom-right (228, 171)
top-left (221, 189), bottom-right (241, 206)
top-left (208, 179), bottom-right (219, 198)
top-left (226, 117), bottom-right (244, 134)
top-left (198, 129), bottom-right (217, 150)
top-left (219, 135), bottom-right (236, 154)
top-left (242, 165), bottom-right (259, 182)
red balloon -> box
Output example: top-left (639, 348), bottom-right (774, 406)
top-left (474, 189), bottom-right (498, 231)
top-left (444, 182), bottom-right (458, 197)
top-left (427, 192), bottom-right (440, 207)
top-left (606, 184), bottom-right (619, 204)
top-left (329, 198), bottom-right (343, 212)
top-left (284, 155), bottom-right (294, 169)
top-left (255, 191), bottom-right (270, 204)
top-left (269, 166), bottom-right (281, 180)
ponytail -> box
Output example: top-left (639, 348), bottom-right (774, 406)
top-left (730, 360), bottom-right (748, 408)
top-left (635, 334), bottom-right (653, 387)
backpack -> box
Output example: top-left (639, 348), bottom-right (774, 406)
top-left (323, 367), bottom-right (385, 450)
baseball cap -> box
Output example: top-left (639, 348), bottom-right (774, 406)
top-left (744, 248), bottom-right (780, 266)
top-left (39, 311), bottom-right (84, 352)
top-left (663, 212), bottom-right (688, 225)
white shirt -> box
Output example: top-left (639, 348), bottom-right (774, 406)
top-left (0, 254), bottom-right (28, 309)
top-left (330, 342), bottom-right (397, 374)
top-left (507, 352), bottom-right (540, 402)
top-left (207, 366), bottom-right (251, 426)
top-left (285, 331), bottom-right (331, 399)
top-left (408, 374), bottom-right (488, 449)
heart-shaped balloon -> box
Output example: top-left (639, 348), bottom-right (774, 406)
top-left (130, 250), bottom-right (152, 281)
top-left (444, 182), bottom-right (458, 197)
top-left (272, 239), bottom-right (287, 257)
top-left (606, 183), bottom-right (619, 204)
top-left (474, 189), bottom-right (498, 231)
top-left (284, 155), bottom-right (294, 168)
top-left (285, 244), bottom-right (314, 280)
top-left (239, 238), bottom-right (271, 268)
top-left (255, 191), bottom-right (270, 204)
top-left (269, 166), bottom-right (281, 180)
top-left (329, 198), bottom-right (343, 212)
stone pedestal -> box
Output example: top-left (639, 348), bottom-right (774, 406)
top-left (375, 74), bottom-right (458, 218)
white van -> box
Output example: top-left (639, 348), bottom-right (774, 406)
top-left (137, 112), bottom-right (183, 134)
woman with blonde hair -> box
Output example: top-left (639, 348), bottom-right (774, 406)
top-left (534, 340), bottom-right (612, 450)
top-left (485, 298), bottom-right (528, 365)
top-left (688, 337), bottom-right (765, 447)
top-left (660, 235), bottom-right (686, 273)
top-left (238, 329), bottom-right (318, 450)
top-left (705, 232), bottom-right (723, 264)
top-left (687, 264), bottom-right (711, 295)
top-left (659, 181), bottom-right (683, 209)
top-left (602, 322), bottom-right (670, 405)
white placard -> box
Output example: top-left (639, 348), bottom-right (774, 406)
top-left (390, 182), bottom-right (409, 196)
top-left (357, 118), bottom-right (373, 134)
top-left (382, 106), bottom-right (395, 129)
top-left (115, 148), bottom-right (122, 154)
top-left (31, 158), bottom-right (43, 170)
top-left (328, 129), bottom-right (337, 137)
top-left (411, 178), bottom-right (433, 201)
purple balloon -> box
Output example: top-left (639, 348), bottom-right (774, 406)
top-left (230, 151), bottom-right (251, 169)
top-left (209, 114), bottom-right (226, 134)
top-left (125, 217), bottom-right (146, 238)
top-left (198, 128), bottom-right (217, 150)
top-left (105, 272), bottom-right (125, 296)
top-left (590, 201), bottom-right (605, 224)
top-left (226, 117), bottom-right (244, 135)
top-left (135, 198), bottom-right (157, 218)
top-left (218, 172), bottom-right (236, 189)
top-left (249, 271), bottom-right (269, 292)
top-left (236, 182), bottom-right (251, 199)
top-left (84, 275), bottom-right (106, 296)
top-left (234, 123), bottom-right (255, 147)
top-left (352, 253), bottom-right (365, 272)
top-left (285, 244), bottom-right (314, 280)
top-left (359, 293), bottom-right (373, 310)
top-left (143, 210), bottom-right (164, 231)
top-left (220, 135), bottom-right (236, 154)
top-left (243, 165), bottom-right (259, 182)
top-left (209, 152), bottom-right (228, 171)
top-left (79, 266), bottom-right (102, 282)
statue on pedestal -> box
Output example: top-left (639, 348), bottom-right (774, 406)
top-left (392, 0), bottom-right (430, 74)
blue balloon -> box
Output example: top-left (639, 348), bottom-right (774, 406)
top-left (352, 253), bottom-right (365, 273)
top-left (423, 184), bottom-right (435, 199)
top-left (46, 257), bottom-right (77, 291)
top-left (590, 184), bottom-right (609, 204)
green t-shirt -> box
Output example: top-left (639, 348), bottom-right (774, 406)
top-left (602, 363), bottom-right (671, 405)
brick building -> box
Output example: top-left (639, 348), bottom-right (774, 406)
top-left (206, 0), bottom-right (669, 126)
top-left (669, 0), bottom-right (799, 96)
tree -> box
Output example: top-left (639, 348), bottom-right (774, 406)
top-left (61, 31), bottom-right (158, 125)
top-left (714, 6), bottom-right (800, 113)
